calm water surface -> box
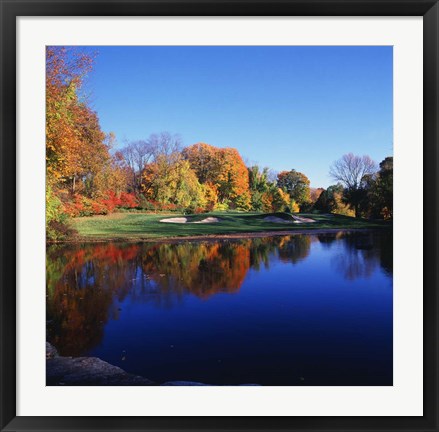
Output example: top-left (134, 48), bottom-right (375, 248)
top-left (46, 231), bottom-right (393, 385)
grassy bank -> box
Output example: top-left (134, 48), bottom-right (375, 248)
top-left (66, 211), bottom-right (391, 242)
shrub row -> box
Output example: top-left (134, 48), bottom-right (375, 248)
top-left (62, 192), bottom-right (209, 218)
top-left (63, 191), bottom-right (139, 217)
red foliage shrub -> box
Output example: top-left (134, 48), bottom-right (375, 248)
top-left (62, 190), bottom-right (197, 217)
top-left (161, 202), bottom-right (178, 211)
top-left (99, 190), bottom-right (120, 213)
top-left (91, 201), bottom-right (108, 215)
top-left (63, 194), bottom-right (86, 217)
top-left (118, 192), bottom-right (138, 208)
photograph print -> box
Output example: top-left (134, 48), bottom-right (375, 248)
top-left (46, 46), bottom-right (393, 386)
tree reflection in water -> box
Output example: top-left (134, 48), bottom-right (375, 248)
top-left (327, 231), bottom-right (393, 280)
top-left (46, 232), bottom-right (392, 356)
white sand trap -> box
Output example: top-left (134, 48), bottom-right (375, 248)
top-left (193, 217), bottom-right (221, 224)
top-left (160, 216), bottom-right (221, 224)
top-left (292, 215), bottom-right (316, 223)
top-left (160, 217), bottom-right (189, 223)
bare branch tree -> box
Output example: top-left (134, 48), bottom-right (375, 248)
top-left (120, 140), bottom-right (157, 191)
top-left (329, 153), bottom-right (377, 217)
top-left (147, 132), bottom-right (182, 159)
top-left (330, 153), bottom-right (377, 189)
top-left (141, 132), bottom-right (183, 196)
top-left (267, 169), bottom-right (278, 184)
top-left (122, 140), bottom-right (156, 173)
top-left (120, 132), bottom-right (183, 193)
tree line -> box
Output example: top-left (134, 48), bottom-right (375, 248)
top-left (46, 47), bottom-right (393, 240)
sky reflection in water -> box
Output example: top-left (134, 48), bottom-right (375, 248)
top-left (46, 232), bottom-right (393, 386)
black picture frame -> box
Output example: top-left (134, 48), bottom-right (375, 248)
top-left (1, 1), bottom-right (437, 431)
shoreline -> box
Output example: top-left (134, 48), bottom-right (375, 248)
top-left (46, 343), bottom-right (259, 386)
top-left (48, 227), bottom-right (391, 244)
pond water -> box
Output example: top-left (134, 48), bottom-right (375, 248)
top-left (46, 231), bottom-right (393, 386)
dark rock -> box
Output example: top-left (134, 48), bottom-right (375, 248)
top-left (46, 342), bottom-right (260, 386)
top-left (46, 342), bottom-right (58, 359)
top-left (47, 354), bottom-right (155, 386)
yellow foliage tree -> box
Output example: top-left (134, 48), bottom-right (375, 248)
top-left (141, 156), bottom-right (205, 209)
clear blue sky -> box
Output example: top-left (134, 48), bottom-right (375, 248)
top-left (82, 46), bottom-right (393, 188)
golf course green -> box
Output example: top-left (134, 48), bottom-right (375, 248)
top-left (67, 211), bottom-right (391, 242)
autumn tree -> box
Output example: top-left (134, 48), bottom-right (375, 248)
top-left (366, 156), bottom-right (393, 219)
top-left (182, 142), bottom-right (218, 183)
top-left (120, 140), bottom-right (157, 192)
top-left (183, 143), bottom-right (251, 210)
top-left (376, 156), bottom-right (393, 218)
top-left (314, 184), bottom-right (354, 216)
top-left (93, 150), bottom-right (131, 198)
top-left (329, 153), bottom-right (377, 217)
top-left (141, 134), bottom-right (205, 209)
top-left (310, 188), bottom-right (324, 203)
top-left (140, 133), bottom-right (182, 193)
top-left (248, 165), bottom-right (270, 193)
top-left (46, 47), bottom-right (138, 237)
top-left (261, 186), bottom-right (291, 213)
top-left (247, 165), bottom-right (271, 211)
top-left (200, 182), bottom-right (219, 211)
top-left (142, 157), bottom-right (205, 209)
top-left (70, 106), bottom-right (110, 196)
top-left (313, 188), bottom-right (329, 213)
top-left (46, 46), bottom-right (95, 185)
top-left (216, 148), bottom-right (251, 209)
top-left (277, 169), bottom-right (311, 209)
top-left (46, 46), bottom-right (116, 199)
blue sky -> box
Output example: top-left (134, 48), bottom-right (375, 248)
top-left (82, 46), bottom-right (393, 188)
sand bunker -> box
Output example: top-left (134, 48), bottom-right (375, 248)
top-left (292, 215), bottom-right (316, 223)
top-left (160, 216), bottom-right (221, 224)
top-left (193, 217), bottom-right (221, 224)
top-left (160, 215), bottom-right (315, 225)
top-left (263, 215), bottom-right (316, 224)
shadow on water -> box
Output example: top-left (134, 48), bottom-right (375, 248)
top-left (47, 231), bottom-right (393, 385)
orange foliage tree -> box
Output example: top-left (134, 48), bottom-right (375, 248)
top-left (277, 169), bottom-right (311, 208)
top-left (46, 47), bottom-right (94, 185)
top-left (183, 143), bottom-right (251, 210)
top-left (46, 47), bottom-right (134, 235)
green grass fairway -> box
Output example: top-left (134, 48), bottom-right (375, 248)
top-left (68, 211), bottom-right (391, 242)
